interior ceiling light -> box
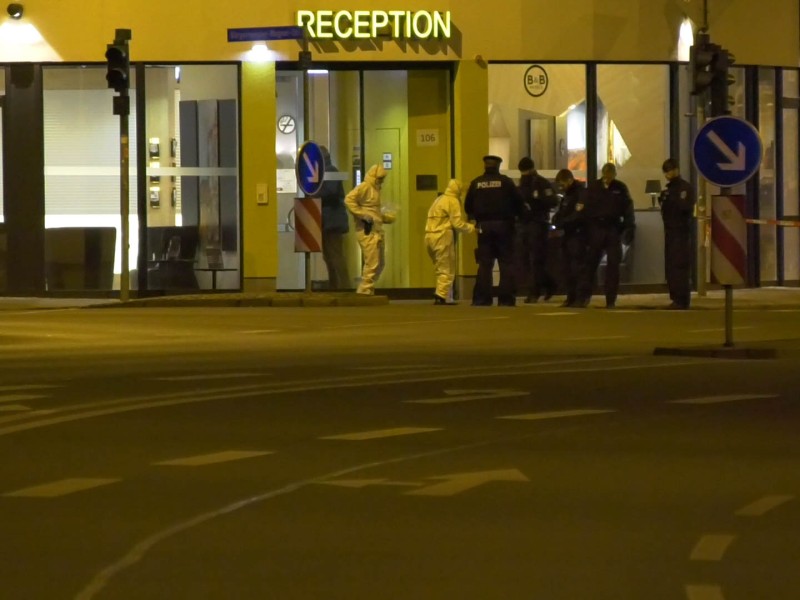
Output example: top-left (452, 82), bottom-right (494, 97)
top-left (7, 3), bottom-right (23, 19)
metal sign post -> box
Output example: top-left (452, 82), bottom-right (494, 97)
top-left (693, 116), bottom-right (763, 347)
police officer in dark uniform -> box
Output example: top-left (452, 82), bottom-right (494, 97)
top-left (659, 158), bottom-right (696, 309)
top-left (465, 155), bottom-right (524, 306)
top-left (517, 157), bottom-right (558, 303)
top-left (583, 163), bottom-right (636, 308)
top-left (553, 169), bottom-right (590, 308)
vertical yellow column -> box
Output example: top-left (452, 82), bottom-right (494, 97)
top-left (241, 61), bottom-right (278, 291)
top-left (453, 59), bottom-right (489, 296)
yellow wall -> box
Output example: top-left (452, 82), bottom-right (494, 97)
top-left (241, 61), bottom-right (277, 290)
top-left (19, 1), bottom-right (799, 67)
top-left (407, 70), bottom-right (451, 288)
top-left (453, 59), bottom-right (488, 282)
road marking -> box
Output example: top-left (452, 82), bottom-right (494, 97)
top-left (670, 394), bottom-right (779, 405)
top-left (406, 468), bottom-right (529, 497)
top-left (153, 373), bottom-right (264, 382)
top-left (689, 326), bottom-right (754, 333)
top-left (4, 477), bottom-right (119, 498)
top-left (0, 384), bottom-right (57, 392)
top-left (154, 450), bottom-right (274, 467)
top-left (406, 388), bottom-right (529, 405)
top-left (319, 479), bottom-right (421, 489)
top-left (689, 534), bottom-right (736, 561)
top-left (536, 312), bottom-right (578, 317)
top-left (239, 330), bottom-right (281, 334)
top-left (735, 494), bottom-right (794, 517)
top-left (321, 427), bottom-right (442, 441)
top-left (0, 394), bottom-right (49, 403)
top-left (685, 584), bottom-right (725, 600)
top-left (563, 335), bottom-right (629, 341)
top-left (498, 409), bottom-right (616, 421)
top-left (0, 405), bottom-right (31, 412)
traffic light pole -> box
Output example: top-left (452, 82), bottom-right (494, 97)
top-left (697, 99), bottom-right (708, 297)
top-left (116, 94), bottom-right (130, 302)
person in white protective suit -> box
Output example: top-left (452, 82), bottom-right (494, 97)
top-left (424, 179), bottom-right (476, 305)
top-left (345, 164), bottom-right (388, 295)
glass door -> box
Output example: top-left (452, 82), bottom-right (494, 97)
top-left (275, 66), bottom-right (451, 292)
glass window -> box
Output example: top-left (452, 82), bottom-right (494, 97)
top-left (0, 68), bottom-right (4, 222)
top-left (758, 68), bottom-right (777, 283)
top-left (783, 70), bottom-right (799, 282)
top-left (597, 65), bottom-right (670, 208)
top-left (43, 66), bottom-right (138, 292)
top-left (488, 64), bottom-right (587, 181)
top-left (145, 64), bottom-right (240, 292)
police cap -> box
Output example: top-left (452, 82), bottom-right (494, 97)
top-left (518, 157), bottom-right (534, 171)
top-left (482, 155), bottom-right (503, 165)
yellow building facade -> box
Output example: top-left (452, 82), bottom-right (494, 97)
top-left (1, 1), bottom-right (798, 295)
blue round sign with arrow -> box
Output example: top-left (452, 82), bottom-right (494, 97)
top-left (692, 116), bottom-right (763, 188)
top-left (296, 141), bottom-right (326, 197)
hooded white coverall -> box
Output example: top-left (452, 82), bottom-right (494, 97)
top-left (424, 179), bottom-right (475, 300)
top-left (345, 164), bottom-right (387, 295)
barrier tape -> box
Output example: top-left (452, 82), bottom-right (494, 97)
top-left (745, 218), bottom-right (800, 227)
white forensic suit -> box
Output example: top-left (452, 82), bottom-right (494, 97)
top-left (424, 179), bottom-right (475, 302)
top-left (345, 164), bottom-right (387, 295)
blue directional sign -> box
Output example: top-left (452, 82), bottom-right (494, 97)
top-left (693, 116), bottom-right (763, 188)
top-left (296, 141), bottom-right (325, 197)
top-left (227, 26), bottom-right (305, 43)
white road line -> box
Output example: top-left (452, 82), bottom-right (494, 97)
top-left (689, 534), bottom-right (736, 561)
top-left (3, 477), bottom-right (119, 498)
top-left (327, 316), bottom-right (510, 330)
top-left (0, 405), bottom-right (31, 412)
top-left (153, 373), bottom-right (265, 382)
top-left (563, 336), bottom-right (629, 341)
top-left (685, 584), bottom-right (725, 600)
top-left (498, 409), bottom-right (616, 421)
top-left (154, 450), bottom-right (274, 467)
top-left (321, 427), bottom-right (442, 441)
top-left (689, 326), bottom-right (754, 333)
top-left (239, 330), bottom-right (281, 334)
top-left (0, 384), bottom-right (57, 392)
top-left (735, 495), bottom-right (794, 517)
top-left (670, 394), bottom-right (779, 405)
top-left (0, 394), bottom-right (49, 404)
top-left (407, 389), bottom-right (529, 405)
top-left (535, 312), bottom-right (578, 317)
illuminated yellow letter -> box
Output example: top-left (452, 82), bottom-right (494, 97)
top-left (297, 10), bottom-right (315, 37)
top-left (388, 10), bottom-right (404, 38)
top-left (316, 10), bottom-right (333, 39)
top-left (334, 11), bottom-right (352, 39)
top-left (412, 11), bottom-right (433, 38)
top-left (353, 10), bottom-right (370, 38)
top-left (371, 10), bottom-right (389, 38)
top-left (433, 11), bottom-right (451, 39)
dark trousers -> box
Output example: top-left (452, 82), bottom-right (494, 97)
top-left (562, 230), bottom-right (588, 303)
top-left (665, 227), bottom-right (692, 307)
top-left (473, 221), bottom-right (516, 306)
top-left (322, 231), bottom-right (350, 290)
top-left (585, 225), bottom-right (623, 304)
top-left (521, 221), bottom-right (554, 298)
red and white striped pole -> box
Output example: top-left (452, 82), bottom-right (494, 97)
top-left (711, 194), bottom-right (747, 347)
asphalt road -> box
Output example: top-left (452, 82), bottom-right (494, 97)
top-left (0, 302), bottom-right (798, 599)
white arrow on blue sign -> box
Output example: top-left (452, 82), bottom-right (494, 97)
top-left (692, 116), bottom-right (763, 188)
top-left (296, 141), bottom-right (326, 197)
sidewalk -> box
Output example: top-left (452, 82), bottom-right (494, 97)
top-left (0, 287), bottom-right (797, 310)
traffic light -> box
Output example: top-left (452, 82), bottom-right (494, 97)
top-left (105, 41), bottom-right (129, 93)
top-left (709, 48), bottom-right (736, 117)
top-left (690, 32), bottom-right (719, 96)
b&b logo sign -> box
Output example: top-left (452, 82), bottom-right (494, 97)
top-left (524, 65), bottom-right (548, 98)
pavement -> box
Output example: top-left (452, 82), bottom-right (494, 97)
top-left (0, 286), bottom-right (798, 310)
